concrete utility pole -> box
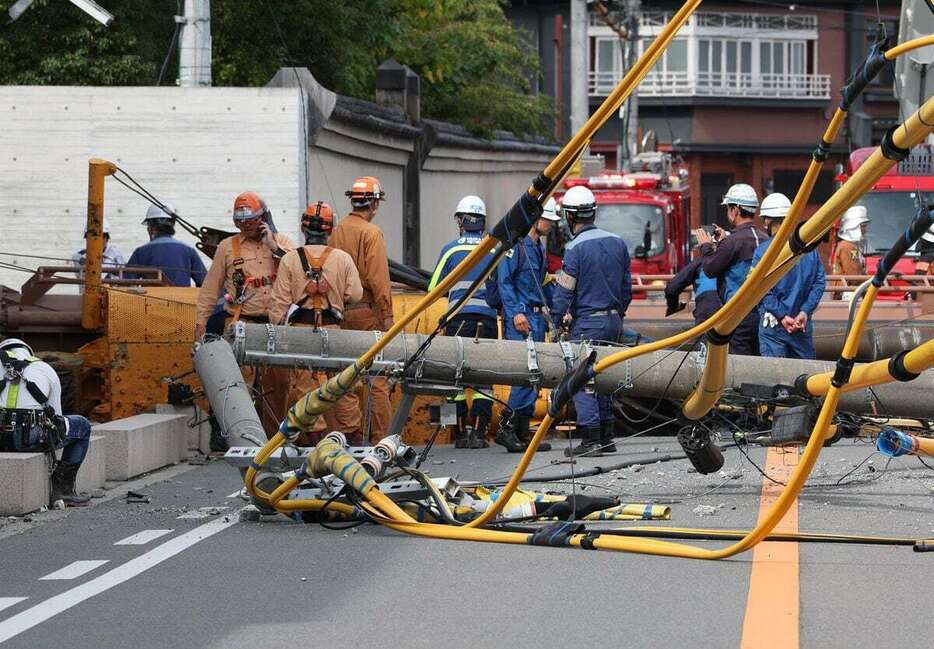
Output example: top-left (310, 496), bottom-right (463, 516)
top-left (624, 0), bottom-right (641, 167)
top-left (178, 0), bottom-right (212, 87)
top-left (570, 0), bottom-right (589, 140)
top-left (229, 324), bottom-right (934, 419)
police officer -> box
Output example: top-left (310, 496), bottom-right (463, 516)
top-left (753, 193), bottom-right (825, 359)
top-left (269, 202), bottom-right (364, 445)
top-left (127, 204), bottom-right (207, 287)
top-left (428, 195), bottom-right (498, 449)
top-left (494, 198), bottom-right (561, 453)
top-left (552, 186), bottom-right (632, 457)
top-left (693, 183), bottom-right (767, 355)
top-left (0, 338), bottom-right (93, 506)
top-left (329, 177), bottom-right (393, 442)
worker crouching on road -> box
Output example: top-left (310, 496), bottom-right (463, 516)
top-left (269, 202), bottom-right (365, 446)
top-left (194, 192), bottom-right (294, 438)
top-left (0, 338), bottom-right (93, 507)
top-left (428, 195), bottom-right (497, 450)
top-left (329, 176), bottom-right (394, 442)
top-left (693, 183), bottom-right (767, 355)
top-left (752, 193), bottom-right (825, 359)
top-left (494, 198), bottom-right (561, 453)
top-left (552, 186), bottom-right (632, 458)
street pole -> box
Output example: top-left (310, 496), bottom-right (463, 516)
top-left (570, 0), bottom-right (589, 144)
top-left (625, 0), bottom-right (641, 166)
top-left (178, 0), bottom-right (212, 87)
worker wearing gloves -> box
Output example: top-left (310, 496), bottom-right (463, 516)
top-left (428, 195), bottom-right (497, 449)
top-left (195, 192), bottom-right (294, 437)
top-left (329, 176), bottom-right (393, 442)
top-left (552, 186), bottom-right (632, 457)
top-left (752, 193), bottom-right (825, 359)
top-left (692, 183), bottom-right (767, 355)
top-left (127, 204), bottom-right (206, 287)
top-left (494, 198), bottom-right (561, 453)
top-left (268, 201), bottom-right (364, 445)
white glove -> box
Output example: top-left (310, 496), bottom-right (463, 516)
top-left (762, 312), bottom-right (779, 328)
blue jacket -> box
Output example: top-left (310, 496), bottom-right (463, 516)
top-left (428, 233), bottom-right (497, 319)
top-left (497, 235), bottom-right (548, 322)
top-left (752, 240), bottom-right (826, 319)
top-left (700, 221), bottom-right (768, 302)
top-left (127, 235), bottom-right (207, 287)
top-left (552, 224), bottom-right (632, 320)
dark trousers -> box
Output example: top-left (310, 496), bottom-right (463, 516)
top-left (729, 311), bottom-right (760, 356)
top-left (571, 314), bottom-right (622, 428)
top-left (444, 315), bottom-right (497, 420)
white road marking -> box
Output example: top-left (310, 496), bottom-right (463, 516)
top-left (113, 529), bottom-right (174, 546)
top-left (226, 490), bottom-right (242, 499)
top-left (0, 511), bottom-right (240, 643)
top-left (177, 506), bottom-right (228, 520)
top-left (0, 599), bottom-right (27, 614)
top-left (38, 561), bottom-right (109, 581)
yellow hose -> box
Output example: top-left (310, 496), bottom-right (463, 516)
top-left (885, 35), bottom-right (934, 60)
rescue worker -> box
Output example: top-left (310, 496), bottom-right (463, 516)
top-left (831, 205), bottom-right (870, 276)
top-left (494, 198), bottom-right (562, 453)
top-left (552, 186), bottom-right (632, 457)
top-left (664, 240), bottom-right (722, 328)
top-left (71, 218), bottom-right (127, 284)
top-left (268, 201), bottom-right (364, 446)
top-left (127, 204), bottom-right (207, 287)
top-left (195, 192), bottom-right (294, 437)
top-left (0, 338), bottom-right (92, 506)
top-left (427, 195), bottom-right (497, 449)
top-left (752, 193), bottom-right (825, 359)
top-left (329, 176), bottom-right (393, 442)
top-left (693, 183), bottom-right (766, 355)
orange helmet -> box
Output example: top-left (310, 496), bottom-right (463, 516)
top-left (345, 176), bottom-right (386, 204)
top-left (232, 191), bottom-right (269, 222)
top-left (301, 201), bottom-right (334, 234)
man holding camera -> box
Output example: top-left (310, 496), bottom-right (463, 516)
top-left (692, 183), bottom-right (766, 355)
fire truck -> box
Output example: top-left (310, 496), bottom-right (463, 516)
top-left (548, 152), bottom-right (691, 281)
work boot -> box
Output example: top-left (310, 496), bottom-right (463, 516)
top-left (453, 425), bottom-right (470, 449)
top-left (515, 414), bottom-right (551, 451)
top-left (464, 425), bottom-right (489, 449)
top-left (50, 462), bottom-right (91, 507)
top-left (494, 415), bottom-right (527, 453)
top-left (599, 420), bottom-right (617, 453)
top-left (563, 426), bottom-right (603, 458)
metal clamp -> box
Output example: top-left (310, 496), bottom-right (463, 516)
top-left (373, 330), bottom-right (384, 362)
top-left (454, 334), bottom-right (466, 384)
top-left (319, 328), bottom-right (329, 358)
top-left (526, 335), bottom-right (542, 390)
top-left (617, 358), bottom-right (633, 391)
top-left (264, 323), bottom-right (277, 354)
top-left (558, 338), bottom-right (575, 370)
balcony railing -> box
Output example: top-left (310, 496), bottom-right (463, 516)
top-left (588, 70), bottom-right (832, 100)
top-left (589, 11), bottom-right (817, 32)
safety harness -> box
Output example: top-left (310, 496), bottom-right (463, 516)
top-left (229, 237), bottom-right (277, 322)
top-left (0, 351), bottom-right (61, 454)
top-left (296, 246), bottom-right (334, 328)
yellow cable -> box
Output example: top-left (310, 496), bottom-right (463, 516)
top-left (885, 35), bottom-right (934, 60)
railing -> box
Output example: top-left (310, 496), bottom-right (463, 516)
top-left (589, 11), bottom-right (817, 32)
top-left (588, 70), bottom-right (831, 99)
top-left (632, 274), bottom-right (934, 297)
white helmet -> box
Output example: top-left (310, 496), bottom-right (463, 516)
top-left (839, 205), bottom-right (870, 243)
top-left (541, 197), bottom-right (560, 222)
top-left (922, 224), bottom-right (934, 244)
top-left (454, 195), bottom-right (486, 232)
top-left (561, 185), bottom-right (597, 220)
top-left (142, 203), bottom-right (176, 225)
top-left (0, 338), bottom-right (33, 355)
top-left (721, 183), bottom-right (759, 211)
top-left (760, 193), bottom-right (791, 219)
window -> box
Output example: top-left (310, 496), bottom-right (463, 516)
top-left (699, 38), bottom-right (752, 87)
top-left (641, 38), bottom-right (688, 76)
top-left (595, 38), bottom-right (620, 77)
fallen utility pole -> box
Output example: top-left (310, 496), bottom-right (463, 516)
top-left (230, 323), bottom-right (934, 419)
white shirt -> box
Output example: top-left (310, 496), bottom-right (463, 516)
top-left (0, 348), bottom-right (62, 415)
top-left (72, 243), bottom-right (127, 278)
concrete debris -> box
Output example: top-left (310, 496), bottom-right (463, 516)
top-left (692, 504), bottom-right (724, 516)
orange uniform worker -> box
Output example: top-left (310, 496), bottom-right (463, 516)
top-left (195, 191), bottom-right (295, 437)
top-left (269, 201), bottom-right (365, 445)
top-left (328, 176), bottom-right (394, 441)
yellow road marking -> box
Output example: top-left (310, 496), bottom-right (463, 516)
top-left (740, 446), bottom-right (800, 649)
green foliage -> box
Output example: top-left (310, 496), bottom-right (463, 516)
top-left (0, 0), bottom-right (552, 138)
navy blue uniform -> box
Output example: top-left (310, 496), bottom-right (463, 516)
top-left (497, 235), bottom-right (548, 416)
top-left (752, 240), bottom-right (825, 359)
top-left (429, 232), bottom-right (497, 421)
top-left (552, 224), bottom-right (631, 429)
top-left (699, 221), bottom-right (767, 355)
top-left (664, 258), bottom-right (722, 327)
top-left (127, 235), bottom-right (207, 287)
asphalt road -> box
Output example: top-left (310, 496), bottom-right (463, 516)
top-left (1, 436), bottom-right (933, 649)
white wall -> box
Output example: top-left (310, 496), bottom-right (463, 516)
top-left (0, 86), bottom-right (303, 290)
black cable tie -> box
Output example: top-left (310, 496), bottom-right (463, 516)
top-left (888, 350), bottom-right (921, 383)
top-left (880, 125), bottom-right (910, 162)
top-left (548, 350), bottom-right (597, 417)
top-left (831, 357), bottom-right (856, 388)
top-left (579, 533), bottom-right (600, 550)
top-left (706, 329), bottom-right (732, 346)
top-left (532, 173), bottom-right (551, 194)
top-left (491, 191), bottom-right (545, 244)
top-left (812, 139), bottom-right (832, 163)
top-left (528, 521), bottom-right (586, 548)
top-left (788, 222), bottom-right (821, 257)
top-left (794, 373), bottom-right (812, 397)
top-left (839, 37), bottom-right (890, 111)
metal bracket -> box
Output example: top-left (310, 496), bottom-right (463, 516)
top-left (616, 358), bottom-right (633, 391)
top-left (454, 334), bottom-right (466, 384)
top-left (373, 330), bottom-right (384, 363)
top-left (264, 323), bottom-right (277, 354)
top-left (558, 338), bottom-right (575, 370)
top-left (319, 328), bottom-right (329, 358)
top-left (526, 335), bottom-right (542, 390)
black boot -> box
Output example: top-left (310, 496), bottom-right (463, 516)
top-left (50, 462), bottom-right (91, 507)
top-left (453, 424), bottom-right (469, 449)
top-left (600, 420), bottom-right (617, 453)
top-left (563, 426), bottom-right (603, 457)
top-left (494, 413), bottom-right (527, 453)
top-left (515, 414), bottom-right (551, 451)
top-left (467, 417), bottom-right (490, 449)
